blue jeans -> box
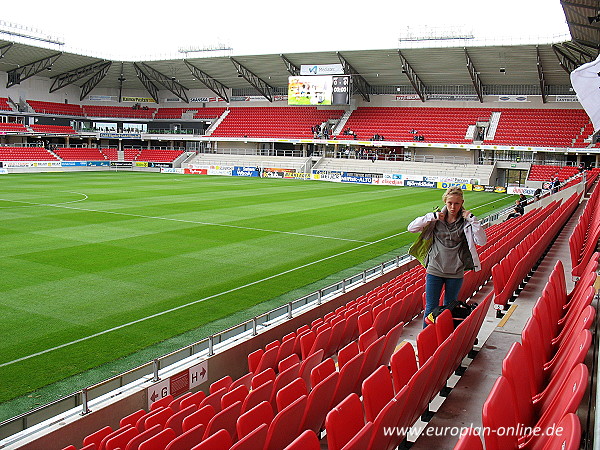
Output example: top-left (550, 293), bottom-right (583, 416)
top-left (424, 273), bottom-right (463, 327)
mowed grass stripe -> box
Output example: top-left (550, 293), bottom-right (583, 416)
top-left (0, 172), bottom-right (515, 403)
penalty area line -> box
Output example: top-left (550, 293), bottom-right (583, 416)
top-left (0, 229), bottom-right (409, 368)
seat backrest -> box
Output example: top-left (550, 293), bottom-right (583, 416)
top-left (251, 368), bottom-right (276, 390)
top-left (302, 371), bottom-right (339, 434)
top-left (362, 365), bottom-right (394, 422)
top-left (138, 428), bottom-right (176, 450)
top-left (333, 352), bottom-right (365, 406)
top-left (435, 309), bottom-right (454, 344)
top-left (106, 426), bottom-right (139, 450)
top-left (83, 425), bottom-right (113, 448)
top-left (150, 394), bottom-right (174, 411)
top-left (337, 341), bottom-right (359, 369)
top-left (325, 393), bottom-right (365, 450)
top-left (264, 395), bottom-right (308, 450)
top-left (190, 428), bottom-right (232, 450)
top-left (416, 323), bottom-right (438, 366)
top-left (164, 423), bottom-right (205, 450)
top-left (482, 376), bottom-right (520, 450)
top-left (229, 423), bottom-right (268, 450)
top-left (277, 351), bottom-right (299, 372)
top-left (299, 349), bottom-right (324, 389)
top-left (358, 327), bottom-right (377, 352)
top-left (276, 377), bottom-right (307, 412)
top-left (453, 429), bottom-right (484, 450)
top-left (209, 375), bottom-right (233, 394)
top-left (237, 400), bottom-right (274, 439)
top-left (221, 384), bottom-right (249, 410)
top-left (241, 380), bottom-right (274, 414)
top-left (203, 400), bottom-right (242, 441)
top-left (179, 390), bottom-right (206, 410)
top-left (540, 413), bottom-right (581, 450)
top-left (282, 429), bottom-right (321, 450)
top-left (124, 424), bottom-right (162, 450)
top-left (357, 336), bottom-right (386, 390)
top-left (390, 342), bottom-right (418, 392)
top-left (198, 387), bottom-right (227, 413)
top-left (271, 363), bottom-right (301, 406)
top-left (378, 321), bottom-right (404, 367)
top-left (255, 346), bottom-right (280, 374)
top-left (119, 409), bottom-right (146, 429)
top-left (181, 404), bottom-right (215, 433)
top-left (144, 406), bottom-right (174, 430)
top-left (310, 357), bottom-right (336, 387)
top-left (339, 422), bottom-right (374, 450)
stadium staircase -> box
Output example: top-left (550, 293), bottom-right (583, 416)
top-left (205, 110), bottom-right (230, 137)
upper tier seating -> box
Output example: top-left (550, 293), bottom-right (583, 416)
top-left (0, 147), bottom-right (59, 160)
top-left (30, 124), bottom-right (77, 135)
top-left (489, 108), bottom-right (590, 148)
top-left (83, 105), bottom-right (156, 119)
top-left (54, 148), bottom-right (108, 161)
top-left (339, 107), bottom-right (491, 144)
top-left (211, 107), bottom-right (344, 139)
top-left (0, 97), bottom-right (13, 111)
top-left (27, 100), bottom-right (84, 116)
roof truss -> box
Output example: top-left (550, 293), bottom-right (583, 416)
top-left (6, 52), bottom-right (62, 88)
top-left (132, 63), bottom-right (159, 103)
top-left (140, 62), bottom-right (189, 103)
top-left (50, 60), bottom-right (112, 93)
top-left (464, 48), bottom-right (483, 103)
top-left (184, 60), bottom-right (229, 103)
top-left (280, 54), bottom-right (300, 76)
top-left (536, 46), bottom-right (548, 104)
top-left (79, 61), bottom-right (113, 101)
top-left (230, 57), bottom-right (274, 102)
top-left (397, 50), bottom-right (427, 102)
top-left (0, 42), bottom-right (13, 59)
top-left (552, 40), bottom-right (597, 73)
top-left (337, 52), bottom-right (370, 102)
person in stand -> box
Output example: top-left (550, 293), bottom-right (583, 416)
top-left (408, 187), bottom-right (487, 327)
top-left (551, 176), bottom-right (560, 194)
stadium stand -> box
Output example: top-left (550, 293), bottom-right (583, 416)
top-left (29, 124), bottom-right (77, 134)
top-left (135, 149), bottom-right (185, 162)
top-left (0, 146), bottom-right (59, 160)
top-left (210, 107), bottom-right (344, 139)
top-left (0, 97), bottom-right (13, 111)
top-left (27, 100), bottom-right (84, 116)
top-left (82, 105), bottom-right (156, 119)
top-left (53, 147), bottom-right (108, 161)
top-left (0, 122), bottom-right (28, 132)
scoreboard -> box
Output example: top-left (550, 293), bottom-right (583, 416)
top-left (288, 75), bottom-right (351, 105)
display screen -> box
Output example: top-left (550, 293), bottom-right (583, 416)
top-left (288, 75), bottom-right (350, 105)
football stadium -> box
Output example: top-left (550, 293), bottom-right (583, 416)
top-left (0, 1), bottom-right (598, 449)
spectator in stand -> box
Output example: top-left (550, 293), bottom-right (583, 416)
top-left (505, 206), bottom-right (522, 221)
top-left (533, 187), bottom-right (542, 201)
top-left (578, 162), bottom-right (586, 172)
top-left (551, 176), bottom-right (560, 194)
top-left (514, 200), bottom-right (525, 216)
top-left (517, 193), bottom-right (528, 206)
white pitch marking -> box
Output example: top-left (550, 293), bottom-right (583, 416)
top-left (0, 229), bottom-right (409, 368)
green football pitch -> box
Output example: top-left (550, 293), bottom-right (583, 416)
top-left (0, 171), bottom-right (516, 414)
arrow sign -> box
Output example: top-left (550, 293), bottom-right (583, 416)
top-left (147, 379), bottom-right (170, 410)
top-left (189, 361), bottom-right (208, 390)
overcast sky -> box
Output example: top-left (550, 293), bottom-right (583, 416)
top-left (0, 0), bottom-right (571, 60)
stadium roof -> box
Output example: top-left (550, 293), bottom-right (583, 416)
top-left (1, 1), bottom-right (599, 104)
